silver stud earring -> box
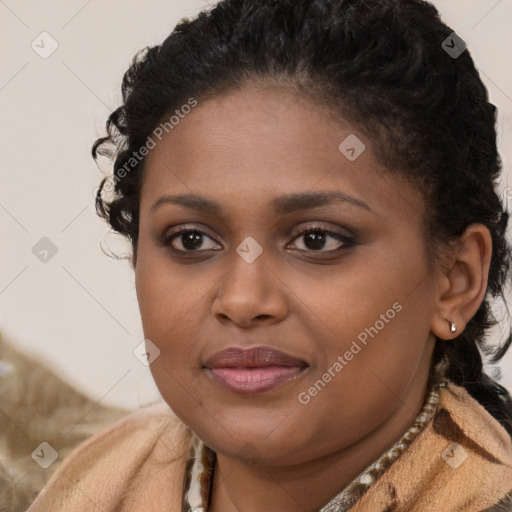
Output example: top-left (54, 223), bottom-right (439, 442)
top-left (449, 320), bottom-right (457, 334)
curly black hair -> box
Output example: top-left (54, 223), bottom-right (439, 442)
top-left (92, 0), bottom-right (512, 436)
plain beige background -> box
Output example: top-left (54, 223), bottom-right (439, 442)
top-left (1, 0), bottom-right (512, 409)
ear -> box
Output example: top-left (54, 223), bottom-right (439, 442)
top-left (430, 223), bottom-right (492, 341)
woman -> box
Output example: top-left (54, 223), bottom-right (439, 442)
top-left (28, 0), bottom-right (512, 510)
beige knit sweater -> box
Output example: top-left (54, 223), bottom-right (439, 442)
top-left (27, 381), bottom-right (512, 511)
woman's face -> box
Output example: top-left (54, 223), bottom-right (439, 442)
top-left (135, 84), bottom-right (439, 465)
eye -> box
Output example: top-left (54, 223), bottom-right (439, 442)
top-left (164, 228), bottom-right (221, 252)
top-left (163, 225), bottom-right (354, 254)
top-left (288, 227), bottom-right (353, 252)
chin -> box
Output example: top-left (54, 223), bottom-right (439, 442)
top-left (193, 420), bottom-right (311, 466)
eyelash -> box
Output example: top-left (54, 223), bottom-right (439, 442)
top-left (162, 225), bottom-right (355, 255)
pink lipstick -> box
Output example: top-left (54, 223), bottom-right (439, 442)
top-left (203, 346), bottom-right (308, 394)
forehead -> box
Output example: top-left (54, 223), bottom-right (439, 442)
top-left (140, 85), bottom-right (425, 225)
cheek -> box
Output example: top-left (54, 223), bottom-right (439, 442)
top-left (135, 261), bottom-right (206, 420)
top-left (294, 257), bottom-right (400, 346)
top-left (290, 265), bottom-right (427, 431)
top-left (292, 327), bottom-right (427, 460)
top-left (135, 261), bottom-right (168, 337)
top-left (135, 248), bottom-right (196, 335)
top-left (134, 252), bottom-right (210, 382)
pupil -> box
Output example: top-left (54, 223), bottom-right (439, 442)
top-left (305, 230), bottom-right (325, 250)
top-left (182, 231), bottom-right (202, 250)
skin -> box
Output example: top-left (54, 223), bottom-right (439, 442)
top-left (134, 83), bottom-right (492, 512)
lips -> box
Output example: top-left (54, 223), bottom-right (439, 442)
top-left (203, 346), bottom-right (308, 394)
top-left (204, 346), bottom-right (308, 368)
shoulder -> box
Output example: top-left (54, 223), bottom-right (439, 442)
top-left (352, 381), bottom-right (512, 512)
top-left (27, 402), bottom-right (192, 512)
top-left (426, 382), bottom-right (512, 509)
top-left (435, 382), bottom-right (512, 463)
top-left (413, 381), bottom-right (512, 509)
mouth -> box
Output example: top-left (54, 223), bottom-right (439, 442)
top-left (203, 346), bottom-right (309, 395)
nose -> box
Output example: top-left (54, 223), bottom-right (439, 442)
top-left (211, 251), bottom-right (288, 328)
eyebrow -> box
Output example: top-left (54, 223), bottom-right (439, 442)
top-left (149, 191), bottom-right (375, 215)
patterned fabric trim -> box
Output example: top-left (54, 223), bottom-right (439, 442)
top-left (181, 433), bottom-right (216, 512)
top-left (181, 369), bottom-right (444, 512)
